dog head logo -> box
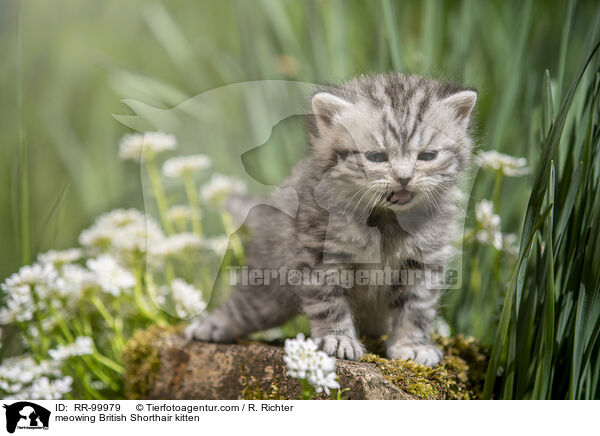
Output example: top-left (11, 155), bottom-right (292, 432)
top-left (2, 402), bottom-right (50, 433)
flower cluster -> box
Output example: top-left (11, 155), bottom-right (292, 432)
top-left (79, 209), bottom-right (165, 257)
top-left (0, 355), bottom-right (72, 400)
top-left (283, 334), bottom-right (340, 395)
top-left (157, 279), bottom-right (207, 319)
top-left (167, 205), bottom-right (195, 222)
top-left (49, 337), bottom-right (94, 360)
top-left (474, 200), bottom-right (503, 250)
top-left (150, 233), bottom-right (204, 258)
top-left (0, 336), bottom-right (93, 400)
top-left (466, 151), bottom-right (527, 256)
top-left (476, 150), bottom-right (530, 177)
top-left (0, 253), bottom-right (138, 327)
top-left (163, 154), bottom-right (211, 178)
top-left (0, 263), bottom-right (58, 324)
top-left (0, 131), bottom-right (248, 399)
top-left (201, 173), bottom-right (246, 205)
top-left (86, 255), bottom-right (136, 297)
top-left (118, 132), bottom-right (176, 161)
top-left (38, 248), bottom-right (83, 266)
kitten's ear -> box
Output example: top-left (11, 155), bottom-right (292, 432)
top-left (311, 92), bottom-right (352, 127)
top-left (441, 90), bottom-right (477, 127)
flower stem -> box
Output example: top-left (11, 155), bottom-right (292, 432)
top-left (300, 379), bottom-right (314, 400)
top-left (145, 154), bottom-right (174, 235)
top-left (183, 173), bottom-right (203, 236)
top-left (133, 267), bottom-right (165, 325)
top-left (92, 351), bottom-right (124, 374)
top-left (17, 320), bottom-right (41, 360)
top-left (53, 323), bottom-right (118, 391)
top-left (30, 285), bottom-right (48, 354)
top-left (49, 304), bottom-right (75, 342)
top-left (491, 170), bottom-right (504, 211)
top-left (90, 294), bottom-right (115, 329)
top-left (220, 211), bottom-right (245, 263)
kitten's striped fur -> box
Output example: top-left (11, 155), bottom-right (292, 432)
top-left (186, 73), bottom-right (477, 365)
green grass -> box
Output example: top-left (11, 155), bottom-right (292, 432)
top-left (1, 0), bottom-right (599, 399)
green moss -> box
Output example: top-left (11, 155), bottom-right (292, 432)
top-left (361, 335), bottom-right (489, 400)
top-left (122, 324), bottom-right (181, 399)
top-left (122, 325), bottom-right (486, 400)
top-left (241, 371), bottom-right (288, 400)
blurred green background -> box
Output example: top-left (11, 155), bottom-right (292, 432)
top-left (0, 0), bottom-right (597, 327)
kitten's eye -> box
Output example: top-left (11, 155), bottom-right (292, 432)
top-left (365, 151), bottom-right (388, 162)
top-left (417, 151), bottom-right (438, 161)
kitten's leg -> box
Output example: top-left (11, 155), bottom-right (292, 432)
top-left (302, 287), bottom-right (365, 360)
top-left (385, 284), bottom-right (442, 366)
top-left (185, 286), bottom-right (298, 342)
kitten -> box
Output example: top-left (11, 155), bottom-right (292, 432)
top-left (185, 73), bottom-right (476, 366)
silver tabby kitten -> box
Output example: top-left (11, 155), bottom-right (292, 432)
top-left (185, 73), bottom-right (477, 366)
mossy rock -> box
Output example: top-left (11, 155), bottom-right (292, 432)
top-left (361, 335), bottom-right (488, 399)
top-left (122, 326), bottom-right (487, 400)
top-left (122, 324), bottom-right (182, 399)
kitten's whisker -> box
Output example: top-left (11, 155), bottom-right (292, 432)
top-left (359, 189), bottom-right (385, 223)
top-left (343, 185), bottom-right (370, 215)
top-left (343, 180), bottom-right (386, 215)
top-left (352, 183), bottom-right (385, 222)
top-left (352, 185), bottom-right (379, 218)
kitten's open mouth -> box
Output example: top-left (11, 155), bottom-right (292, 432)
top-left (386, 189), bottom-right (413, 205)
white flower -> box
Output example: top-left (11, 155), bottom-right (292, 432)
top-left (475, 200), bottom-right (503, 250)
top-left (118, 131), bottom-right (176, 161)
top-left (56, 263), bottom-right (96, 300)
top-left (150, 233), bottom-right (203, 258)
top-left (90, 380), bottom-right (108, 390)
top-left (0, 355), bottom-right (62, 386)
top-left (0, 285), bottom-right (34, 324)
top-left (2, 263), bottom-right (58, 290)
top-left (503, 233), bottom-right (519, 257)
top-left (89, 208), bottom-right (146, 229)
top-left (162, 154), bottom-right (211, 178)
top-left (38, 248), bottom-right (82, 265)
top-left (167, 279), bottom-right (206, 319)
top-left (87, 255), bottom-right (135, 297)
top-left (167, 205), bottom-right (195, 222)
top-left (200, 173), bottom-right (246, 205)
top-left (49, 337), bottom-right (94, 361)
top-left (0, 263), bottom-right (61, 324)
top-left (78, 208), bottom-right (147, 248)
top-left (112, 218), bottom-right (164, 254)
top-left (476, 150), bottom-right (530, 177)
top-left (26, 376), bottom-right (73, 400)
top-left (203, 236), bottom-right (229, 257)
top-left (27, 317), bottom-right (56, 340)
top-left (283, 334), bottom-right (340, 395)
top-left (79, 209), bottom-right (165, 255)
top-left (1, 369), bottom-right (72, 399)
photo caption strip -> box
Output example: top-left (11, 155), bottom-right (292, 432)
top-left (0, 400), bottom-right (596, 435)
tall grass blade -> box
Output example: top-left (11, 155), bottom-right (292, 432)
top-left (381, 0), bottom-right (403, 71)
top-left (542, 70), bottom-right (554, 137)
top-left (556, 0), bottom-right (577, 102)
top-left (483, 39), bottom-right (600, 399)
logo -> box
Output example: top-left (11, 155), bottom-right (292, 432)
top-left (2, 402), bottom-right (50, 434)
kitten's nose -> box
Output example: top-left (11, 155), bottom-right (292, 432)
top-left (398, 177), bottom-right (412, 188)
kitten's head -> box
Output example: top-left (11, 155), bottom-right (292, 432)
top-left (309, 74), bottom-right (476, 216)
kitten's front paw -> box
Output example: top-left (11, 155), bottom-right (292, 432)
top-left (316, 335), bottom-right (365, 360)
top-left (184, 314), bottom-right (235, 343)
top-left (387, 343), bottom-right (443, 367)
